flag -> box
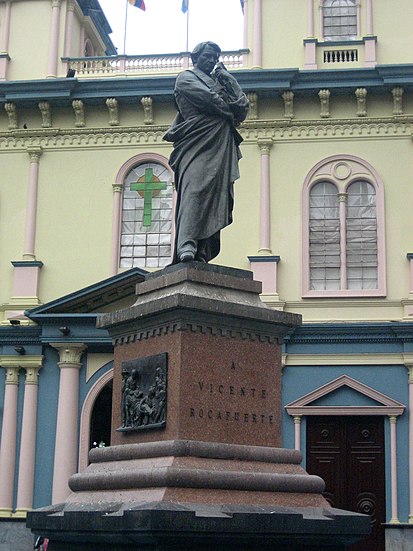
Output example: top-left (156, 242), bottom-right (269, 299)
top-left (129, 0), bottom-right (146, 10)
top-left (181, 0), bottom-right (188, 13)
top-left (240, 0), bottom-right (244, 13)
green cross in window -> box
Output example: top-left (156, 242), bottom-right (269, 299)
top-left (130, 168), bottom-right (167, 227)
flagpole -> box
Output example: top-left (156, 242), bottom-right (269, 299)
top-left (185, 0), bottom-right (189, 53)
top-left (123, 0), bottom-right (129, 56)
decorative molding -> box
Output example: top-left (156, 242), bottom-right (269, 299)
top-left (257, 138), bottom-right (273, 154)
top-left (392, 87), bottom-right (404, 116)
top-left (38, 102), bottom-right (52, 128)
top-left (112, 183), bottom-right (122, 193)
top-left (51, 343), bottom-right (87, 366)
top-left (284, 353), bottom-right (411, 366)
top-left (106, 98), bottom-right (119, 126)
top-left (285, 374), bottom-right (405, 417)
top-left (318, 89), bottom-right (330, 118)
top-left (282, 91), bottom-right (294, 119)
top-left (27, 147), bottom-right (43, 163)
top-left (246, 92), bottom-right (258, 120)
top-left (141, 97), bottom-right (154, 125)
top-left (3, 365), bottom-right (19, 385)
top-left (355, 87), bottom-right (367, 117)
top-left (0, 117), bottom-right (410, 151)
top-left (114, 322), bottom-right (280, 346)
top-left (4, 102), bottom-right (17, 129)
top-left (72, 99), bottom-right (85, 128)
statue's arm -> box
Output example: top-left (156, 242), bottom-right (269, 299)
top-left (213, 65), bottom-right (249, 124)
top-left (176, 71), bottom-right (234, 120)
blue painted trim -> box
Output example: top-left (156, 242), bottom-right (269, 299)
top-left (407, 253), bottom-right (413, 260)
top-left (26, 267), bottom-right (147, 317)
top-left (11, 260), bottom-right (43, 268)
top-left (286, 321), bottom-right (413, 344)
top-left (248, 255), bottom-right (280, 263)
top-left (3, 64), bottom-right (413, 105)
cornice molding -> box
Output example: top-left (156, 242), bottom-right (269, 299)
top-left (283, 353), bottom-right (411, 366)
top-left (0, 117), bottom-right (410, 151)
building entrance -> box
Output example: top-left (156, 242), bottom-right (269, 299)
top-left (306, 415), bottom-right (385, 551)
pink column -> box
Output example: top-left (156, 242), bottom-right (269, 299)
top-left (252, 0), bottom-right (262, 68)
top-left (307, 0), bottom-right (314, 37)
top-left (242, 0), bottom-right (249, 66)
top-left (294, 416), bottom-right (302, 451)
top-left (79, 25), bottom-right (85, 57)
top-left (24, 148), bottom-right (42, 260)
top-left (319, 2), bottom-right (324, 41)
top-left (15, 365), bottom-right (42, 516)
top-left (366, 0), bottom-right (373, 35)
top-left (0, 365), bottom-right (19, 516)
top-left (408, 366), bottom-right (413, 523)
top-left (258, 140), bottom-right (273, 253)
top-left (51, 343), bottom-right (86, 504)
top-left (0, 1), bottom-right (12, 80)
top-left (389, 415), bottom-right (400, 524)
top-left (47, 0), bottom-right (62, 78)
top-left (63, 0), bottom-right (75, 58)
top-left (111, 184), bottom-right (122, 276)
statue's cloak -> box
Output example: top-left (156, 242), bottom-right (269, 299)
top-left (164, 67), bottom-right (249, 262)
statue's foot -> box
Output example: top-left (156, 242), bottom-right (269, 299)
top-left (180, 251), bottom-right (195, 262)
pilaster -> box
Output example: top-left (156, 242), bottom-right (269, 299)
top-left (252, 0), bottom-right (262, 68)
top-left (111, 184), bottom-right (123, 276)
top-left (0, 1), bottom-right (12, 80)
top-left (47, 0), bottom-right (62, 78)
top-left (389, 415), bottom-right (400, 524)
top-left (257, 139), bottom-right (273, 254)
top-left (405, 361), bottom-right (413, 524)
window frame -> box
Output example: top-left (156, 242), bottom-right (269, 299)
top-left (320, 0), bottom-right (360, 43)
top-left (302, 155), bottom-right (386, 298)
top-left (114, 153), bottom-right (175, 271)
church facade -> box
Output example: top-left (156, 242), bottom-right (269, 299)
top-left (1, 1), bottom-right (413, 549)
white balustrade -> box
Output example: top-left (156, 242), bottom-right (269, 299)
top-left (64, 50), bottom-right (248, 78)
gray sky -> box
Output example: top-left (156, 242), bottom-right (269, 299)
top-left (98, 0), bottom-right (244, 55)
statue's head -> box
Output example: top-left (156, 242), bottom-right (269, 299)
top-left (191, 41), bottom-right (221, 74)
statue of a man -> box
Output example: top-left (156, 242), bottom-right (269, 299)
top-left (164, 41), bottom-right (249, 263)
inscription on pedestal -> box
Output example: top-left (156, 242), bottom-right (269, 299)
top-left (119, 353), bottom-right (167, 432)
top-left (188, 362), bottom-right (275, 426)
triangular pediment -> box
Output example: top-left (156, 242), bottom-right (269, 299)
top-left (28, 268), bottom-right (147, 317)
top-left (286, 375), bottom-right (405, 416)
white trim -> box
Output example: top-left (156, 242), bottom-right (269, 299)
top-left (284, 353), bottom-right (412, 366)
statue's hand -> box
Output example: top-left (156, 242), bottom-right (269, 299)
top-left (213, 62), bottom-right (230, 83)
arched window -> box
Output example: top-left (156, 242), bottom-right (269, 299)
top-left (302, 156), bottom-right (385, 297)
top-left (119, 160), bottom-right (174, 269)
top-left (323, 0), bottom-right (357, 41)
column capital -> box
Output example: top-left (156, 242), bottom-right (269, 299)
top-left (51, 343), bottom-right (87, 366)
top-left (3, 365), bottom-right (19, 385)
top-left (66, 0), bottom-right (76, 12)
top-left (112, 183), bottom-right (123, 193)
top-left (389, 415), bottom-right (397, 424)
top-left (51, 0), bottom-right (62, 8)
top-left (257, 139), bottom-right (273, 154)
top-left (27, 147), bottom-right (43, 163)
top-left (293, 416), bottom-right (302, 424)
top-left (338, 192), bottom-right (347, 203)
top-left (24, 365), bottom-right (41, 385)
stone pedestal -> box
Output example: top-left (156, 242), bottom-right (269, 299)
top-left (27, 263), bottom-right (370, 550)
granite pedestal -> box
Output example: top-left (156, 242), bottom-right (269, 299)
top-left (27, 263), bottom-right (370, 550)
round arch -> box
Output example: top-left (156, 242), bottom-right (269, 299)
top-left (78, 366), bottom-right (113, 472)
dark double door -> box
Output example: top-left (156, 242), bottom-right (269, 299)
top-left (306, 416), bottom-right (385, 551)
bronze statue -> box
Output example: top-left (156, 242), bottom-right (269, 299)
top-left (164, 41), bottom-right (249, 263)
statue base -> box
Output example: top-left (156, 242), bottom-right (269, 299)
top-left (27, 263), bottom-right (370, 550)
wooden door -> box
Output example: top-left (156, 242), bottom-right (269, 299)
top-left (306, 416), bottom-right (385, 551)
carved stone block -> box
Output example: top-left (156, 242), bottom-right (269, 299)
top-left (119, 352), bottom-right (167, 432)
